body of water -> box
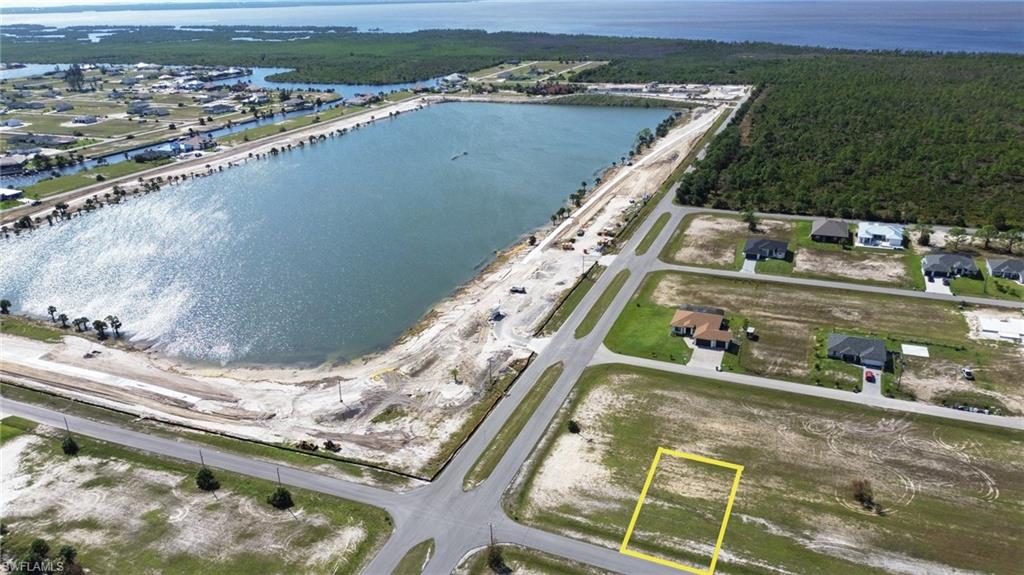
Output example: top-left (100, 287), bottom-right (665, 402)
top-left (0, 66), bottom-right (437, 189)
top-left (3, 0), bottom-right (1022, 53)
top-left (0, 102), bottom-right (669, 365)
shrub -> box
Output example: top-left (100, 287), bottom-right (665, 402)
top-left (267, 486), bottom-right (294, 510)
top-left (61, 436), bottom-right (79, 456)
top-left (195, 467), bottom-right (220, 491)
top-left (567, 420), bottom-right (581, 434)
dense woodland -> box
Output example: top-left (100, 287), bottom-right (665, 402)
top-left (4, 26), bottom-right (1022, 226)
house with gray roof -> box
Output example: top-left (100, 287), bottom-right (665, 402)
top-left (922, 253), bottom-right (979, 278)
top-left (743, 238), bottom-right (788, 261)
top-left (988, 258), bottom-right (1024, 282)
top-left (810, 219), bottom-right (850, 244)
top-left (827, 334), bottom-right (888, 369)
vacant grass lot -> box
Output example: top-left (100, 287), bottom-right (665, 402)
top-left (0, 418), bottom-right (392, 575)
top-left (23, 159), bottom-right (170, 198)
top-left (0, 316), bottom-right (64, 343)
top-left (787, 220), bottom-right (921, 288)
top-left (611, 271), bottom-right (1024, 403)
top-left (660, 213), bottom-right (793, 270)
top-left (0, 113), bottom-right (140, 137)
top-left (511, 365), bottom-right (1024, 575)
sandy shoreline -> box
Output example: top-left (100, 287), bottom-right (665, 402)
top-left (0, 93), bottom-right (742, 477)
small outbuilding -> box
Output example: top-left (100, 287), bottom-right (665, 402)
top-left (827, 333), bottom-right (888, 369)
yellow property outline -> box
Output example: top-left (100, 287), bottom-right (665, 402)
top-left (620, 447), bottom-right (744, 575)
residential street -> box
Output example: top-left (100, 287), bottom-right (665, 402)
top-left (4, 109), bottom-right (1022, 574)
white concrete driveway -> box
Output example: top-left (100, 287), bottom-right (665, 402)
top-left (740, 257), bottom-right (757, 274)
top-left (685, 339), bottom-right (725, 370)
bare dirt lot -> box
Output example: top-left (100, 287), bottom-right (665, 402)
top-left (0, 418), bottom-right (390, 574)
top-left (664, 214), bottom-right (792, 268)
top-left (510, 365), bottom-right (1024, 575)
top-left (793, 247), bottom-right (911, 285)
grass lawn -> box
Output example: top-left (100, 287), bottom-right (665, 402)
top-left (605, 284), bottom-right (693, 365)
top-left (392, 539), bottom-right (434, 575)
top-left (509, 364), bottom-right (1024, 575)
top-left (635, 211), bottom-right (671, 256)
top-left (0, 113), bottom-right (141, 137)
top-left (0, 416), bottom-right (38, 445)
top-left (754, 255), bottom-right (793, 274)
top-left (537, 265), bottom-right (605, 336)
top-left (219, 105), bottom-right (356, 144)
top-left (1, 420), bottom-right (393, 575)
top-left (950, 260), bottom-right (1024, 301)
top-left (0, 315), bottom-right (64, 343)
top-left (0, 383), bottom-right (411, 488)
top-left (457, 544), bottom-right (612, 575)
top-left (1, 199), bottom-right (24, 209)
top-left (463, 363), bottom-right (563, 490)
top-left (24, 159), bottom-right (171, 199)
top-left (575, 269), bottom-right (630, 339)
top-left (608, 271), bottom-right (1023, 399)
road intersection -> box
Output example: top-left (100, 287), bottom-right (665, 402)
top-left (4, 118), bottom-right (1023, 574)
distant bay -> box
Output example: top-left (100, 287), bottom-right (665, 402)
top-left (2, 0), bottom-right (1021, 54)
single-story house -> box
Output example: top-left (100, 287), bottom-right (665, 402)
top-left (826, 333), bottom-right (887, 369)
top-left (127, 101), bottom-right (150, 114)
top-left (922, 253), bottom-right (979, 278)
top-left (7, 133), bottom-right (77, 147)
top-left (0, 155), bottom-right (30, 175)
top-left (1, 119), bottom-right (24, 128)
top-left (53, 102), bottom-right (74, 112)
top-left (743, 238), bottom-right (789, 261)
top-left (202, 103), bottom-right (235, 115)
top-left (8, 101), bottom-right (45, 110)
top-left (72, 115), bottom-right (98, 124)
top-left (170, 134), bottom-right (216, 153)
top-left (857, 222), bottom-right (905, 249)
top-left (988, 259), bottom-right (1024, 282)
top-left (282, 97), bottom-right (311, 111)
top-left (669, 305), bottom-right (732, 349)
top-left (345, 93), bottom-right (379, 106)
top-left (978, 316), bottom-right (1024, 344)
top-left (810, 219), bottom-right (850, 244)
top-left (0, 187), bottom-right (23, 201)
top-left (142, 107), bottom-right (170, 117)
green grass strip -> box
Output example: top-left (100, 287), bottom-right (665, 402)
top-left (635, 212), bottom-right (671, 256)
top-left (575, 269), bottom-right (631, 339)
top-left (391, 539), bottom-right (434, 575)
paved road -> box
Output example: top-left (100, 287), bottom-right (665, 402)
top-left (5, 98), bottom-right (1022, 574)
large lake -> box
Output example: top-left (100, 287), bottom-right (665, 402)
top-left (3, 0), bottom-right (1021, 53)
top-left (0, 102), bottom-right (669, 365)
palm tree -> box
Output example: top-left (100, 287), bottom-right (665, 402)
top-left (57, 313), bottom-right (69, 328)
top-left (92, 320), bottom-right (108, 340)
top-left (0, 299), bottom-right (11, 314)
top-left (105, 315), bottom-right (122, 338)
top-left (47, 306), bottom-right (58, 322)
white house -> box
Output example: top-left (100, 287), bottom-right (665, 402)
top-left (856, 222), bottom-right (905, 249)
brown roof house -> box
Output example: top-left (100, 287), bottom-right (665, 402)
top-left (670, 304), bottom-right (733, 350)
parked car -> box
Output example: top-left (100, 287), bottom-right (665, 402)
top-left (509, 286), bottom-right (526, 294)
top-left (864, 371), bottom-right (876, 383)
top-left (961, 366), bottom-right (975, 380)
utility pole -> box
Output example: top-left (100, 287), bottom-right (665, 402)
top-left (489, 522), bottom-right (494, 546)
top-left (276, 467), bottom-right (282, 487)
top-left (199, 449), bottom-right (206, 468)
top-left (63, 416), bottom-right (71, 436)
top-left (338, 381), bottom-right (343, 403)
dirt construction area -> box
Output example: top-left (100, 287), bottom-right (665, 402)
top-left (0, 418), bottom-right (390, 574)
top-left (793, 247), bottom-right (912, 286)
top-left (639, 271), bottom-right (1024, 408)
top-left (663, 214), bottom-right (792, 268)
top-left (0, 101), bottom-right (735, 479)
top-left (509, 365), bottom-right (1024, 575)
